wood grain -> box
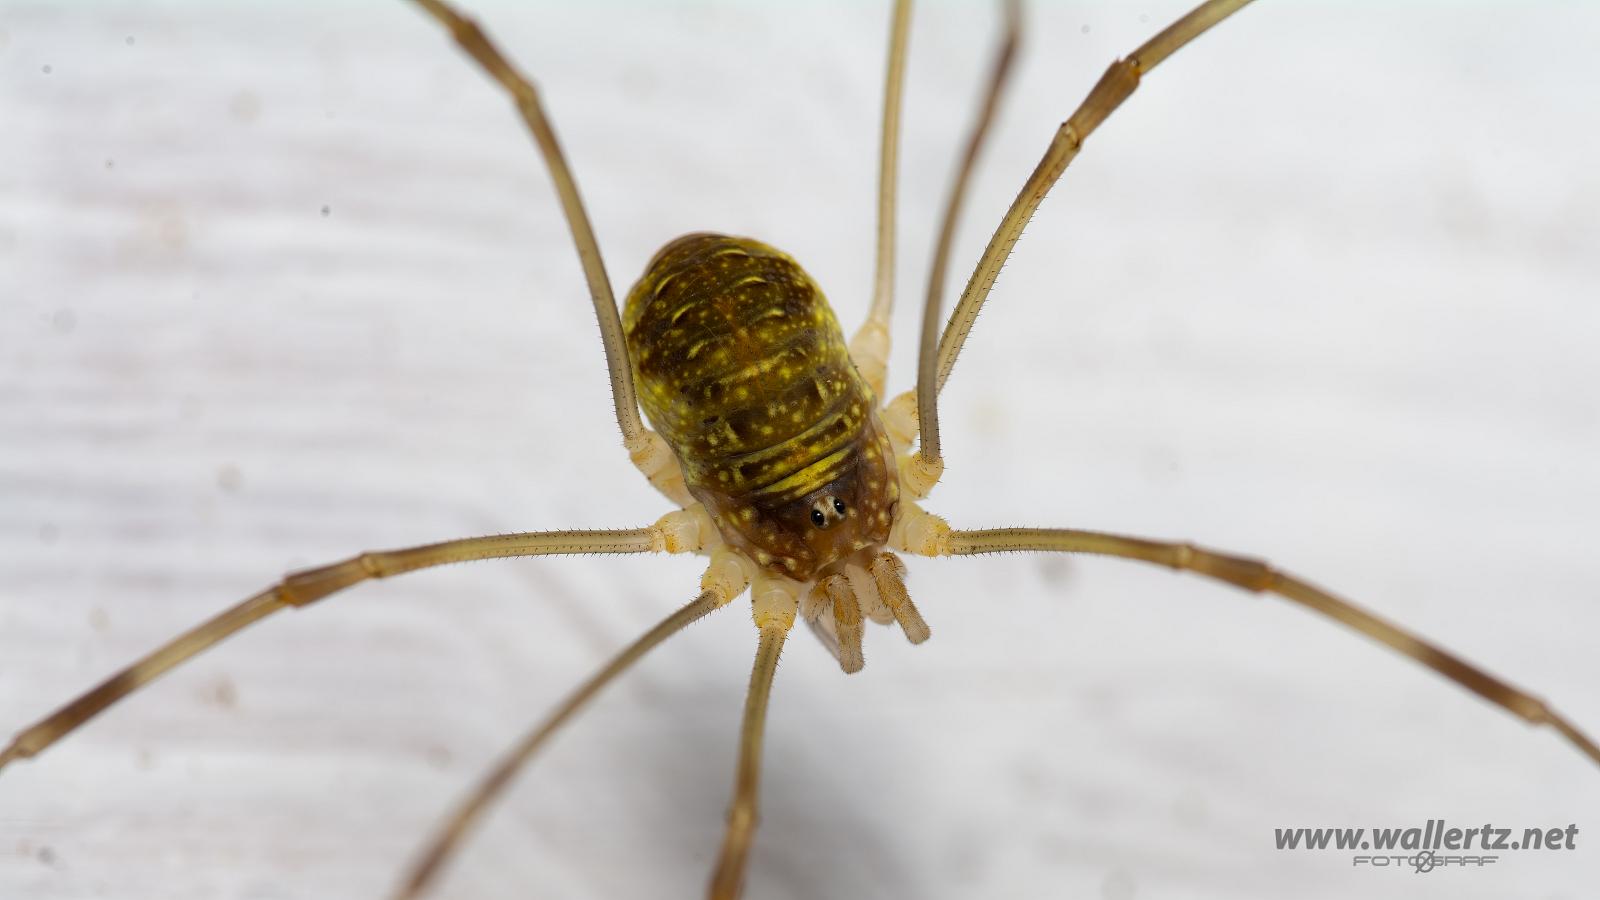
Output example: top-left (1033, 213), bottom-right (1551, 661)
top-left (3, 2), bottom-right (1597, 898)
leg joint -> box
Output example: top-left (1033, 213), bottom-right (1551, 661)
top-left (280, 558), bottom-right (368, 607)
top-left (357, 552), bottom-right (388, 579)
top-left (724, 799), bottom-right (759, 834)
top-left (1165, 542), bottom-right (1275, 593)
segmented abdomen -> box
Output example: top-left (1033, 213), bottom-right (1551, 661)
top-left (623, 233), bottom-right (871, 507)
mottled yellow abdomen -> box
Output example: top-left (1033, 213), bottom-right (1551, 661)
top-left (623, 233), bottom-right (897, 580)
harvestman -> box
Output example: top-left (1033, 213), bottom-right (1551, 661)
top-left (4, 0), bottom-right (1597, 897)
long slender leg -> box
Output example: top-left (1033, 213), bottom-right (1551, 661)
top-left (395, 559), bottom-right (749, 900)
top-left (929, 0), bottom-right (1257, 399)
top-left (708, 622), bottom-right (792, 900)
top-left (924, 524), bottom-right (1600, 767)
top-left (849, 0), bottom-right (912, 399)
top-left (0, 515), bottom-right (707, 773)
top-left (404, 0), bottom-right (650, 461)
top-left (909, 0), bottom-right (1023, 490)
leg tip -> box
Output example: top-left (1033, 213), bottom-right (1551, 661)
top-left (391, 859), bottom-right (438, 900)
top-left (0, 742), bottom-right (25, 773)
top-left (1549, 712), bottom-right (1600, 769)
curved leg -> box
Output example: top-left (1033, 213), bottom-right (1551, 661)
top-left (404, 0), bottom-right (647, 455)
top-left (395, 547), bottom-right (752, 899)
top-left (920, 523), bottom-right (1600, 767)
top-left (0, 513), bottom-right (710, 773)
top-left (912, 0), bottom-right (1021, 483)
top-left (708, 616), bottom-right (794, 899)
top-left (920, 0), bottom-right (1257, 468)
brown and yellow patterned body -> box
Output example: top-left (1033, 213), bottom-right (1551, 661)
top-left (624, 233), bottom-right (898, 581)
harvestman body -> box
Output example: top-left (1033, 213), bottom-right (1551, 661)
top-left (4, 0), bottom-right (1597, 897)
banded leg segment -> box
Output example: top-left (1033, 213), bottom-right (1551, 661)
top-left (936, 526), bottom-right (1600, 767)
top-left (405, 0), bottom-right (646, 450)
top-left (0, 523), bottom-right (698, 773)
top-left (924, 0), bottom-right (1258, 452)
top-left (396, 555), bottom-right (751, 900)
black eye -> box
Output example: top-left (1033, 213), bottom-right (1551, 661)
top-left (810, 509), bottom-right (826, 527)
top-left (832, 498), bottom-right (846, 515)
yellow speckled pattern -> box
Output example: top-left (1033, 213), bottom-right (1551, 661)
top-left (624, 233), bottom-right (897, 579)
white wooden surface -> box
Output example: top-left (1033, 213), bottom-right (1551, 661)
top-left (3, 2), bottom-right (1598, 898)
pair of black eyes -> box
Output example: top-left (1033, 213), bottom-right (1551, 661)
top-left (810, 498), bottom-right (847, 527)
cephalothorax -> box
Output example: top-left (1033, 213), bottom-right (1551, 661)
top-left (3, 1), bottom-right (1597, 899)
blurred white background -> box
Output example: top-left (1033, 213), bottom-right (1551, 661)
top-left (2, 1), bottom-right (1598, 898)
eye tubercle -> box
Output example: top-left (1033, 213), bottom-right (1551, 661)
top-left (810, 495), bottom-right (850, 529)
